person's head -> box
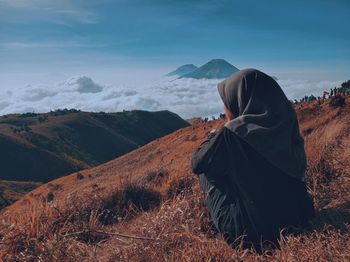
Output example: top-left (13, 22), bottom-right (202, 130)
top-left (217, 68), bottom-right (288, 120)
top-left (216, 68), bottom-right (307, 181)
top-left (217, 69), bottom-right (257, 119)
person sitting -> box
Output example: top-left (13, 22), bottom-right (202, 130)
top-left (191, 69), bottom-right (315, 250)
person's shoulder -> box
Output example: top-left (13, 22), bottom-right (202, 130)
top-left (213, 126), bottom-right (231, 139)
top-left (221, 125), bottom-right (236, 137)
top-left (221, 126), bottom-right (244, 145)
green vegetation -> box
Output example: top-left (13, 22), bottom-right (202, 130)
top-left (330, 95), bottom-right (346, 108)
top-left (19, 112), bottom-right (38, 118)
top-left (341, 80), bottom-right (350, 89)
top-left (37, 115), bottom-right (48, 123)
top-left (49, 108), bottom-right (81, 116)
top-left (11, 125), bottom-right (31, 133)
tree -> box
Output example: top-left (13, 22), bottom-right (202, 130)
top-left (341, 80), bottom-right (350, 89)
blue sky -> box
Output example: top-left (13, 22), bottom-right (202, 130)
top-left (0, 0), bottom-right (349, 87)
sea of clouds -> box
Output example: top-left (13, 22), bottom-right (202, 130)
top-left (0, 76), bottom-right (342, 119)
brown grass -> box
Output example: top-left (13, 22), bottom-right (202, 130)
top-left (0, 96), bottom-right (350, 261)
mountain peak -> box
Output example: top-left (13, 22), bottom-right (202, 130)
top-left (207, 58), bottom-right (230, 64)
top-left (181, 59), bottom-right (239, 79)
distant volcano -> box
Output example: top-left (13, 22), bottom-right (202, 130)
top-left (166, 64), bottom-right (198, 77)
top-left (181, 59), bottom-right (239, 79)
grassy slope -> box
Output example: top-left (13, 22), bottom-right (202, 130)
top-left (1, 97), bottom-right (350, 261)
top-left (0, 110), bottom-right (189, 183)
top-left (0, 180), bottom-right (42, 209)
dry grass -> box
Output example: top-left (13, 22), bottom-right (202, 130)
top-left (0, 180), bottom-right (163, 261)
top-left (0, 97), bottom-right (349, 261)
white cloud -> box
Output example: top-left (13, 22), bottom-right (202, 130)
top-left (278, 79), bottom-right (342, 100)
top-left (0, 101), bottom-right (10, 110)
top-left (22, 87), bottom-right (58, 102)
top-left (0, 75), bottom-right (344, 119)
top-left (58, 76), bottom-right (104, 93)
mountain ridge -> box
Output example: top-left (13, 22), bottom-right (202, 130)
top-left (0, 109), bottom-right (189, 183)
top-left (166, 64), bottom-right (198, 77)
top-left (181, 59), bottom-right (239, 79)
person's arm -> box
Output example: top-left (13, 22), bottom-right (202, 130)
top-left (191, 128), bottom-right (229, 176)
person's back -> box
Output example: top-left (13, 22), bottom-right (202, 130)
top-left (232, 131), bottom-right (314, 237)
top-left (191, 68), bottom-right (315, 249)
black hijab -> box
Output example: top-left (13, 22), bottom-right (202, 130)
top-left (217, 69), bottom-right (307, 181)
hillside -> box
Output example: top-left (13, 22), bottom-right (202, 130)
top-left (0, 180), bottom-right (42, 209)
top-left (0, 109), bottom-right (189, 184)
top-left (181, 59), bottom-right (239, 79)
top-left (1, 96), bottom-right (350, 261)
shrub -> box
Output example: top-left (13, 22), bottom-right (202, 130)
top-left (303, 127), bottom-right (314, 136)
top-left (48, 183), bottom-right (62, 191)
top-left (143, 168), bottom-right (169, 186)
top-left (98, 183), bottom-right (162, 225)
top-left (49, 108), bottom-right (81, 116)
top-left (166, 176), bottom-right (194, 199)
top-left (11, 125), bottom-right (32, 133)
top-left (76, 172), bottom-right (84, 180)
top-left (329, 95), bottom-right (345, 108)
top-left (38, 115), bottom-right (48, 123)
top-left (47, 191), bottom-right (54, 202)
top-left (19, 112), bottom-right (38, 118)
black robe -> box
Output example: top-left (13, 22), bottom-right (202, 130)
top-left (191, 126), bottom-right (315, 247)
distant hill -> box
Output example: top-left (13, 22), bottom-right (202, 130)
top-left (166, 64), bottom-right (198, 77)
top-left (0, 109), bottom-right (189, 183)
top-left (181, 59), bottom-right (239, 79)
top-left (0, 180), bottom-right (42, 209)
